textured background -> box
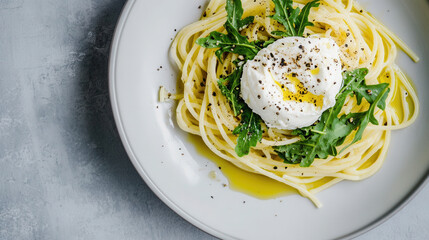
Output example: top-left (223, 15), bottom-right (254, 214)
top-left (0, 0), bottom-right (428, 239)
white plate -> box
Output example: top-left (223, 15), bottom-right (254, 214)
top-left (109, 0), bottom-right (429, 239)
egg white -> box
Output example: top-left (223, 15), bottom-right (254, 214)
top-left (241, 37), bottom-right (343, 130)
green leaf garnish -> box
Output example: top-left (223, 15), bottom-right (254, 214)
top-left (217, 66), bottom-right (263, 156)
top-left (196, 0), bottom-right (261, 61)
top-left (271, 0), bottom-right (320, 37)
top-left (233, 106), bottom-right (263, 157)
top-left (274, 68), bottom-right (390, 167)
top-left (218, 66), bottom-right (245, 116)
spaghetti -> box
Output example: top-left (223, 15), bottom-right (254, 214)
top-left (168, 0), bottom-right (419, 207)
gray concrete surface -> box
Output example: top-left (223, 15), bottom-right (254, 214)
top-left (0, 0), bottom-right (428, 239)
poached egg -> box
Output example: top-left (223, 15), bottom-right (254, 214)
top-left (241, 37), bottom-right (342, 130)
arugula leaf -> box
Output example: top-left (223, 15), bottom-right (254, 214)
top-left (274, 68), bottom-right (390, 167)
top-left (225, 0), bottom-right (254, 30)
top-left (218, 66), bottom-right (245, 116)
top-left (218, 68), bottom-right (263, 156)
top-left (196, 0), bottom-right (260, 61)
top-left (271, 0), bottom-right (299, 36)
top-left (295, 0), bottom-right (320, 36)
top-left (233, 106), bottom-right (263, 157)
top-left (338, 70), bottom-right (390, 150)
top-left (271, 0), bottom-right (320, 37)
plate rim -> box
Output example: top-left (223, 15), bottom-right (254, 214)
top-left (108, 0), bottom-right (429, 239)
